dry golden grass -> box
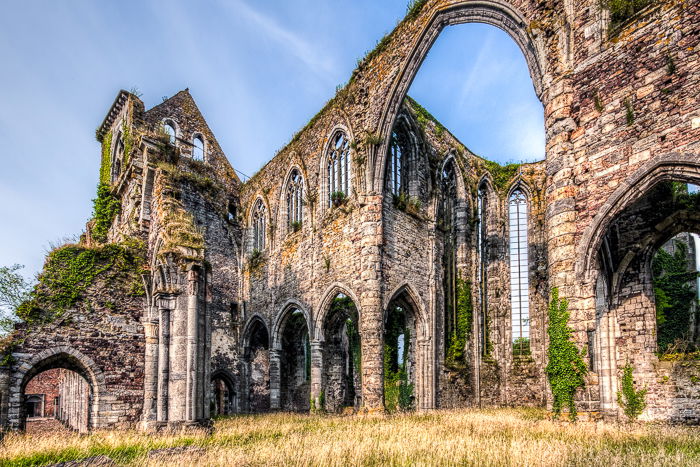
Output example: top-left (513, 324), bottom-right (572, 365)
top-left (1, 408), bottom-right (699, 466)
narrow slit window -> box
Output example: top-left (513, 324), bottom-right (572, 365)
top-left (509, 189), bottom-right (530, 355)
top-left (252, 199), bottom-right (266, 251)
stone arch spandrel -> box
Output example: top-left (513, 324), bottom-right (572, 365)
top-left (370, 0), bottom-right (547, 192)
top-left (578, 153), bottom-right (700, 280)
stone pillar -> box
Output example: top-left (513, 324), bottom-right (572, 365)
top-left (310, 341), bottom-right (323, 410)
top-left (360, 307), bottom-right (384, 412)
top-left (359, 194), bottom-right (385, 412)
top-left (269, 349), bottom-right (281, 410)
top-left (157, 298), bottom-right (171, 423)
top-left (169, 294), bottom-right (188, 423)
top-left (141, 314), bottom-right (159, 429)
top-left (418, 338), bottom-right (434, 410)
top-left (186, 270), bottom-right (199, 422)
top-left (0, 365), bottom-right (9, 431)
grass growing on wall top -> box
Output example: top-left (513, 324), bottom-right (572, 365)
top-left (15, 240), bottom-right (146, 324)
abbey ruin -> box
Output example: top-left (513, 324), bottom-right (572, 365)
top-left (1, 0), bottom-right (699, 431)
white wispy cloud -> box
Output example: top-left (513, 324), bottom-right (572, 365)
top-left (222, 0), bottom-right (337, 83)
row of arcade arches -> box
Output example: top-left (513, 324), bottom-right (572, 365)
top-left (239, 285), bottom-right (425, 413)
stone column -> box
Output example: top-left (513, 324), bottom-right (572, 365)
top-left (310, 341), bottom-right (323, 410)
top-left (0, 365), bottom-right (9, 431)
top-left (141, 314), bottom-right (159, 429)
top-left (157, 298), bottom-right (171, 423)
top-left (359, 194), bottom-right (385, 412)
top-left (418, 338), bottom-right (434, 410)
top-left (269, 349), bottom-right (281, 410)
top-left (186, 270), bottom-right (199, 422)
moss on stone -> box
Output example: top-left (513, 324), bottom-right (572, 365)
top-left (482, 160), bottom-right (522, 192)
top-left (99, 131), bottom-right (113, 186)
top-left (446, 277), bottom-right (473, 368)
top-left (17, 240), bottom-right (146, 325)
top-left (91, 184), bottom-right (121, 243)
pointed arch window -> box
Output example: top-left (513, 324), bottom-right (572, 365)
top-left (477, 183), bottom-right (489, 356)
top-left (287, 169), bottom-right (303, 231)
top-left (388, 122), bottom-right (413, 195)
top-left (112, 130), bottom-right (125, 181)
top-left (441, 158), bottom-right (459, 360)
top-left (192, 134), bottom-right (204, 161)
top-left (327, 131), bottom-right (350, 207)
top-left (252, 199), bottom-right (266, 251)
top-left (509, 188), bottom-right (530, 355)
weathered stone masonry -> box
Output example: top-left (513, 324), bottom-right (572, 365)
top-left (1, 0), bottom-right (699, 430)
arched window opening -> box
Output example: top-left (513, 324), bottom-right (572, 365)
top-left (321, 294), bottom-right (361, 412)
top-left (384, 296), bottom-right (417, 413)
top-left (387, 121), bottom-right (413, 196)
top-left (441, 159), bottom-right (466, 365)
top-left (245, 320), bottom-right (270, 412)
top-left (192, 134), bottom-right (205, 161)
top-left (477, 184), bottom-right (490, 357)
top-left (112, 131), bottom-right (125, 181)
top-left (286, 169), bottom-right (303, 232)
top-left (280, 309), bottom-right (310, 412)
top-left (509, 189), bottom-right (530, 356)
top-left (252, 199), bottom-right (266, 251)
top-left (327, 131), bottom-right (350, 207)
top-left (652, 232), bottom-right (700, 354)
top-left (162, 121), bottom-right (176, 145)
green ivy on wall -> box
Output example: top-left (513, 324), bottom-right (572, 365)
top-left (545, 288), bottom-right (587, 421)
top-left (446, 277), bottom-right (473, 368)
top-left (16, 240), bottom-right (146, 325)
top-left (91, 184), bottom-right (121, 243)
top-left (617, 362), bottom-right (647, 421)
top-left (99, 131), bottom-right (113, 185)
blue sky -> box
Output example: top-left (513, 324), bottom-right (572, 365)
top-left (0, 0), bottom-right (543, 280)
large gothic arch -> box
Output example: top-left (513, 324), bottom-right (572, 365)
top-left (371, 0), bottom-right (547, 192)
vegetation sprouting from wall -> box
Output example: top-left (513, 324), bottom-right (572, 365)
top-left (99, 131), bottom-right (113, 185)
top-left (446, 277), bottom-right (473, 368)
top-left (617, 362), bottom-right (647, 421)
top-left (16, 240), bottom-right (146, 325)
top-left (545, 288), bottom-right (587, 421)
top-left (603, 0), bottom-right (655, 31)
top-left (91, 184), bottom-right (121, 243)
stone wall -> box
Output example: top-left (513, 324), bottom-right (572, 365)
top-left (3, 0), bottom-right (700, 429)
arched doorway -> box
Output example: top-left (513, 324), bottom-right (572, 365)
top-left (384, 291), bottom-right (420, 412)
top-left (20, 353), bottom-right (94, 433)
top-left (210, 371), bottom-right (235, 416)
top-left (278, 308), bottom-right (311, 412)
top-left (321, 294), bottom-right (361, 413)
top-left (243, 318), bottom-right (270, 412)
top-left (590, 179), bottom-right (700, 412)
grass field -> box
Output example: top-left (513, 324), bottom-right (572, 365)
top-left (1, 408), bottom-right (699, 466)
